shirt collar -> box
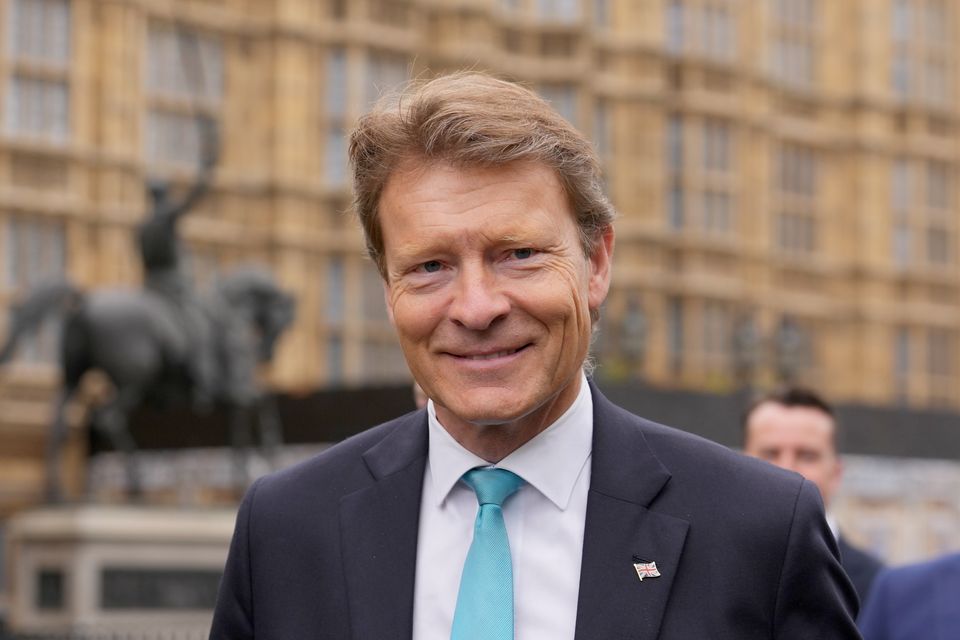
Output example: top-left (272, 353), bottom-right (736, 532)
top-left (826, 513), bottom-right (839, 540)
top-left (426, 372), bottom-right (593, 511)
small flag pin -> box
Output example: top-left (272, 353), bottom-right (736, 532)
top-left (632, 557), bottom-right (661, 582)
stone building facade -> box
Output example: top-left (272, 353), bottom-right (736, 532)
top-left (0, 0), bottom-right (957, 560)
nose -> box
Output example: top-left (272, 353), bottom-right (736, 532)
top-left (448, 264), bottom-right (510, 331)
top-left (778, 454), bottom-right (799, 474)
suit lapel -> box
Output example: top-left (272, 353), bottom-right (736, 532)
top-left (574, 384), bottom-right (690, 640)
top-left (339, 412), bottom-right (428, 640)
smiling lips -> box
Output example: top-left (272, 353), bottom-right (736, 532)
top-left (449, 344), bottom-right (530, 361)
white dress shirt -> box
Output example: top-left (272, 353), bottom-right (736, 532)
top-left (412, 373), bottom-right (593, 640)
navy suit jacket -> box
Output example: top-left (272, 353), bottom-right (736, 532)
top-left (858, 552), bottom-right (960, 640)
top-left (210, 384), bottom-right (860, 639)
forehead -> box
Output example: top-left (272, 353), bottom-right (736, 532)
top-left (746, 402), bottom-right (836, 448)
top-left (378, 159), bottom-right (573, 238)
top-left (385, 157), bottom-right (565, 201)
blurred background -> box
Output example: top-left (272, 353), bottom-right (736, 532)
top-left (0, 0), bottom-right (958, 636)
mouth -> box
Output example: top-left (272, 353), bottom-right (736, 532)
top-left (449, 344), bottom-right (531, 361)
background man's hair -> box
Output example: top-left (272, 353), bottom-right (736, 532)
top-left (348, 71), bottom-right (616, 280)
top-left (741, 386), bottom-right (840, 448)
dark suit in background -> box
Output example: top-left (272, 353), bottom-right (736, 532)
top-left (210, 385), bottom-right (860, 639)
top-left (858, 552), bottom-right (960, 640)
top-left (838, 535), bottom-right (884, 605)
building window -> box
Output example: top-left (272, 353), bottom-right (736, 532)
top-left (924, 161), bottom-right (954, 265)
top-left (666, 0), bottom-right (685, 53)
top-left (890, 158), bottom-right (956, 268)
top-left (593, 98), bottom-right (611, 161)
top-left (702, 119), bottom-right (731, 173)
top-left (593, 0), bottom-right (610, 28)
top-left (890, 0), bottom-right (954, 107)
top-left (3, 216), bottom-right (66, 292)
top-left (365, 50), bottom-right (410, 109)
top-left (5, 0), bottom-right (71, 142)
top-left (322, 256), bottom-right (347, 385)
top-left (359, 262), bottom-right (408, 383)
top-left (327, 47), bottom-right (347, 119)
top-left (6, 75), bottom-right (69, 142)
top-left (146, 110), bottom-right (204, 168)
top-left (774, 143), bottom-right (818, 254)
top-left (770, 0), bottom-right (817, 89)
top-left (325, 126), bottom-right (348, 188)
top-left (9, 0), bottom-right (70, 63)
top-left (774, 316), bottom-right (815, 383)
top-left (324, 47), bottom-right (349, 187)
top-left (891, 158), bottom-right (912, 267)
top-left (536, 0), bottom-right (581, 24)
top-left (894, 326), bottom-right (911, 401)
top-left (701, 300), bottom-right (732, 376)
top-left (667, 115), bottom-right (736, 236)
top-left (701, 119), bottom-right (734, 235)
top-left (665, 0), bottom-right (737, 61)
top-left (594, 98), bottom-right (613, 191)
top-left (327, 334), bottom-right (344, 385)
top-left (325, 256), bottom-right (345, 325)
top-left (666, 115), bottom-right (685, 230)
top-left (620, 296), bottom-right (648, 364)
top-left (926, 328), bottom-right (956, 406)
top-left (145, 24), bottom-right (224, 169)
top-left (667, 296), bottom-right (685, 375)
top-left (1, 215), bottom-right (67, 364)
top-left (146, 26), bottom-right (223, 102)
top-left (361, 261), bottom-right (388, 325)
top-left (538, 83), bottom-right (578, 125)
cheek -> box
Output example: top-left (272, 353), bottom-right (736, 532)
top-left (391, 298), bottom-right (441, 343)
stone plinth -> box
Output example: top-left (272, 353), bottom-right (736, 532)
top-left (6, 505), bottom-right (235, 637)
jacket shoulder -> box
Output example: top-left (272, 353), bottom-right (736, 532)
top-left (247, 409), bottom-right (427, 509)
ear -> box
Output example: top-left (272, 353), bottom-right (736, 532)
top-left (587, 224), bottom-right (615, 311)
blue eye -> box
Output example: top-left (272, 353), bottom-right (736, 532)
top-left (513, 248), bottom-right (534, 260)
top-left (422, 260), bottom-right (442, 273)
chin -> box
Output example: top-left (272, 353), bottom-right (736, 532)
top-left (445, 393), bottom-right (541, 427)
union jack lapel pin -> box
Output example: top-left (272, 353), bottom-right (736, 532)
top-left (632, 556), bottom-right (661, 582)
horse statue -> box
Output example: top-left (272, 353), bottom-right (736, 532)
top-left (0, 265), bottom-right (295, 502)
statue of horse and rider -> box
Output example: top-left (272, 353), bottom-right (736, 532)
top-left (0, 116), bottom-right (296, 502)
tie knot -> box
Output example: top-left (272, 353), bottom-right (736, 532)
top-left (462, 468), bottom-right (524, 507)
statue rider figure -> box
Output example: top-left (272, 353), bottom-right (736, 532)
top-left (138, 115), bottom-right (219, 407)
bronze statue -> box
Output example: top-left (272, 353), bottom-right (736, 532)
top-left (0, 267), bottom-right (295, 501)
top-left (139, 114), bottom-right (219, 407)
top-left (0, 116), bottom-right (297, 502)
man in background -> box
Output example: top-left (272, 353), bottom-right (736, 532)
top-left (743, 387), bottom-right (884, 604)
top-left (858, 551), bottom-right (960, 639)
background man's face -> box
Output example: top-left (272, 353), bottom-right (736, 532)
top-left (378, 160), bottom-right (612, 442)
top-left (744, 402), bottom-right (842, 507)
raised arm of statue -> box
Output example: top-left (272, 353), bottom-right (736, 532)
top-left (170, 114), bottom-right (220, 219)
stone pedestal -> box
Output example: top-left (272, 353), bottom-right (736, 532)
top-left (6, 505), bottom-right (235, 637)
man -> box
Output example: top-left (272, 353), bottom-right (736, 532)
top-left (210, 72), bottom-right (859, 639)
top-left (858, 552), bottom-right (960, 639)
top-left (743, 388), bottom-right (884, 604)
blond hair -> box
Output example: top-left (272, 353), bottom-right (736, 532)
top-left (349, 71), bottom-right (616, 278)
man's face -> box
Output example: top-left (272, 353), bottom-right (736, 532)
top-left (379, 160), bottom-right (613, 453)
top-left (744, 402), bottom-right (842, 507)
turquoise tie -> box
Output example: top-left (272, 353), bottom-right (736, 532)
top-left (450, 468), bottom-right (525, 640)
